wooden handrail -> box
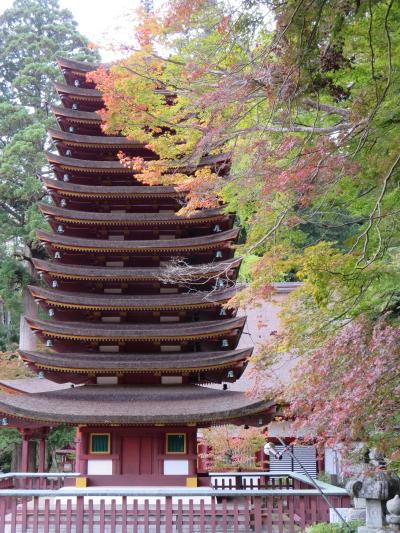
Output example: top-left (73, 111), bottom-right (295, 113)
top-left (0, 472), bottom-right (80, 479)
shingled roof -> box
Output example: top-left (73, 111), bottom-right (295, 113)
top-left (42, 177), bottom-right (184, 198)
top-left (45, 151), bottom-right (230, 173)
top-left (46, 152), bottom-right (134, 173)
top-left (19, 347), bottom-right (252, 373)
top-left (37, 228), bottom-right (239, 252)
top-left (0, 384), bottom-right (273, 425)
top-left (29, 285), bottom-right (239, 311)
top-left (32, 257), bottom-right (242, 281)
top-left (48, 127), bottom-right (143, 147)
top-left (26, 316), bottom-right (246, 341)
top-left (0, 378), bottom-right (71, 394)
top-left (54, 82), bottom-right (102, 99)
top-left (39, 203), bottom-right (228, 226)
top-left (58, 57), bottom-right (98, 73)
top-left (51, 105), bottom-right (102, 123)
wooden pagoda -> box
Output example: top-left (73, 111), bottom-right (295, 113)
top-left (0, 57), bottom-right (276, 486)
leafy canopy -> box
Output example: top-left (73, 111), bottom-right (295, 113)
top-left (94, 0), bottom-right (400, 461)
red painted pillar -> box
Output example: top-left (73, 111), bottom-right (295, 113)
top-left (75, 427), bottom-right (82, 473)
top-left (188, 429), bottom-right (197, 476)
top-left (197, 442), bottom-right (208, 473)
top-left (112, 430), bottom-right (121, 475)
top-left (78, 429), bottom-right (88, 475)
top-left (21, 434), bottom-right (29, 472)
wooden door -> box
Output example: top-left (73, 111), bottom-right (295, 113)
top-left (121, 436), bottom-right (154, 475)
top-left (139, 437), bottom-right (154, 475)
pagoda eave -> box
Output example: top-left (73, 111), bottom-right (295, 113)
top-left (39, 203), bottom-right (230, 227)
top-left (54, 82), bottom-right (102, 99)
top-left (25, 316), bottom-right (246, 343)
top-left (0, 385), bottom-right (275, 427)
top-left (48, 127), bottom-right (145, 149)
top-left (58, 57), bottom-right (98, 74)
top-left (41, 177), bottom-right (184, 199)
top-left (32, 257), bottom-right (242, 283)
top-left (45, 152), bottom-right (134, 174)
top-left (45, 151), bottom-right (230, 175)
top-left (19, 348), bottom-right (252, 374)
top-left (37, 228), bottom-right (239, 253)
top-left (51, 105), bottom-right (102, 123)
top-left (29, 285), bottom-right (239, 311)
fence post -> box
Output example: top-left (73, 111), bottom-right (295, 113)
top-left (165, 495), bottom-right (173, 533)
top-left (76, 494), bottom-right (84, 533)
top-left (254, 496), bottom-right (262, 532)
top-left (0, 498), bottom-right (6, 532)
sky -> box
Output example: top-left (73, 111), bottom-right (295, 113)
top-left (0, 0), bottom-right (144, 60)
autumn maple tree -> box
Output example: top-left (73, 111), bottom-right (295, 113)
top-left (90, 0), bottom-right (400, 465)
top-left (200, 425), bottom-right (266, 472)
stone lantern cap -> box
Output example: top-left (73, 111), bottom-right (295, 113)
top-left (346, 471), bottom-right (400, 500)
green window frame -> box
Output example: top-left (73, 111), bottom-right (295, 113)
top-left (166, 433), bottom-right (186, 454)
top-left (90, 433), bottom-right (110, 454)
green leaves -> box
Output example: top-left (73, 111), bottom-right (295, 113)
top-left (0, 428), bottom-right (21, 472)
top-left (0, 0), bottom-right (98, 108)
top-left (0, 0), bottom-right (99, 349)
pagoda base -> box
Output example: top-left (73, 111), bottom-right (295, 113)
top-left (64, 475), bottom-right (205, 487)
top-left (74, 425), bottom-right (199, 487)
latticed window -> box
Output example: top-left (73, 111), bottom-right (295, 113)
top-left (166, 433), bottom-right (186, 454)
top-left (90, 433), bottom-right (110, 454)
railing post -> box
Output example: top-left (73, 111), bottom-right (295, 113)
top-left (0, 497), bottom-right (6, 531)
top-left (165, 495), bottom-right (173, 533)
top-left (253, 496), bottom-right (262, 533)
top-left (76, 494), bottom-right (84, 533)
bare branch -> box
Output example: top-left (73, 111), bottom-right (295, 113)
top-left (351, 151), bottom-right (400, 266)
top-left (301, 98), bottom-right (350, 118)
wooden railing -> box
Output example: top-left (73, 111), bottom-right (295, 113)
top-left (210, 470), bottom-right (299, 490)
top-left (0, 472), bottom-right (352, 532)
top-left (209, 471), bottom-right (340, 491)
top-left (0, 472), bottom-right (80, 490)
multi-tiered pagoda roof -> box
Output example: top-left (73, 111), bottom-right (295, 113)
top-left (0, 57), bottom-right (275, 431)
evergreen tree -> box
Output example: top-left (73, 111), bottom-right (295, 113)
top-left (0, 0), bottom-right (100, 348)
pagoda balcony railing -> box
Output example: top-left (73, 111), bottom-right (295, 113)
top-left (0, 472), bottom-right (352, 532)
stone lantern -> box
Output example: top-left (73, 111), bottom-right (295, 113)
top-left (347, 471), bottom-right (400, 533)
top-left (386, 494), bottom-right (400, 532)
